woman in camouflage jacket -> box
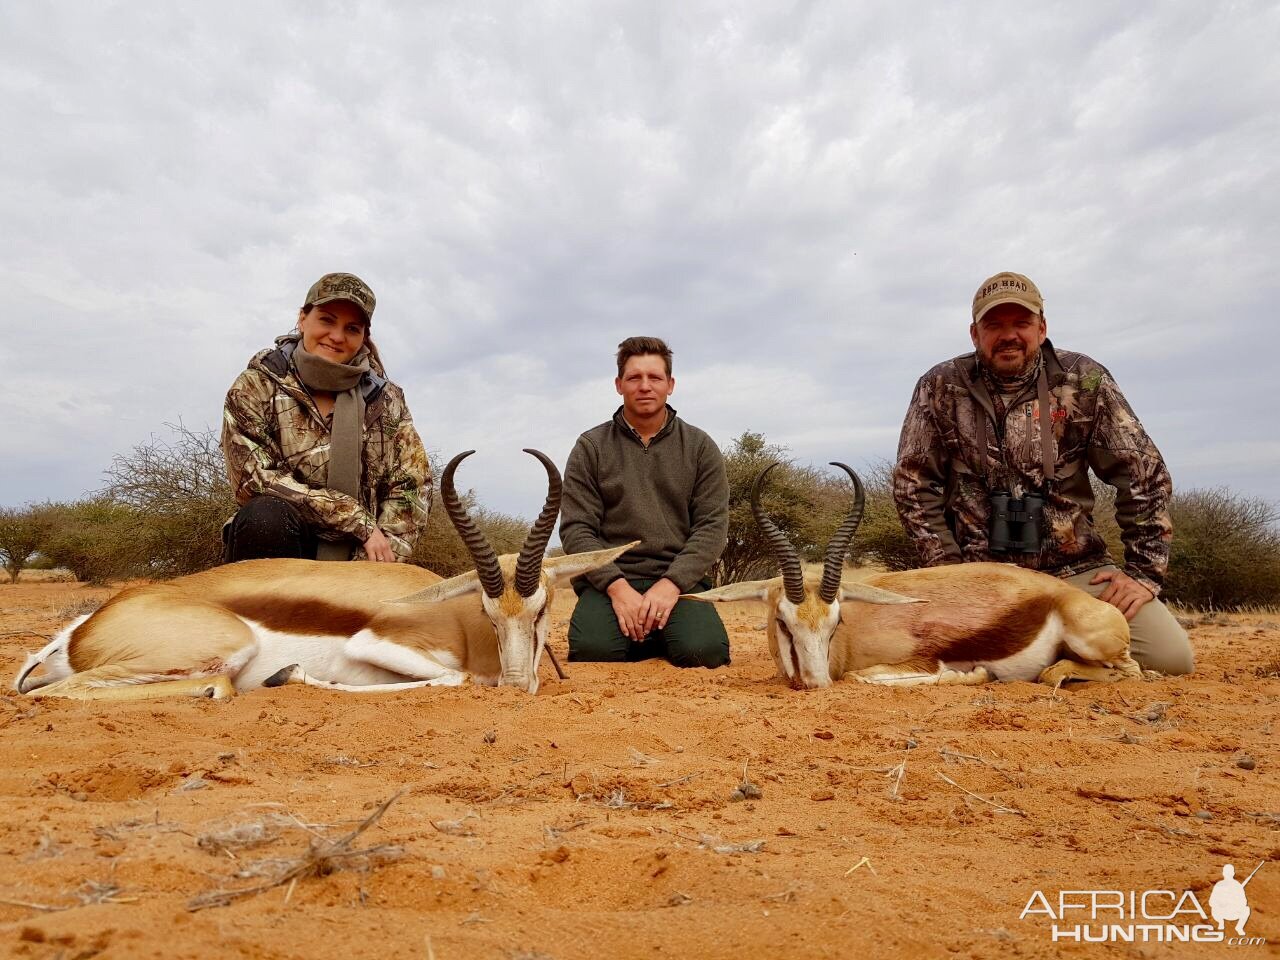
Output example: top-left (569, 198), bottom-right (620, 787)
top-left (220, 273), bottom-right (430, 563)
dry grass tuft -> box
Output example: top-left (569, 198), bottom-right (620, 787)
top-left (187, 792), bottom-right (405, 911)
top-left (54, 597), bottom-right (102, 620)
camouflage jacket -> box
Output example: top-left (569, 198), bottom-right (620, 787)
top-left (221, 335), bottom-right (431, 560)
top-left (893, 340), bottom-right (1173, 595)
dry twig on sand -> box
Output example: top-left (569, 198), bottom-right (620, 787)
top-left (657, 771), bottom-right (702, 789)
top-left (843, 856), bottom-right (877, 876)
top-left (938, 747), bottom-right (1023, 787)
top-left (0, 879), bottom-right (136, 914)
top-left (885, 746), bottom-right (911, 800)
top-left (936, 772), bottom-right (1027, 817)
top-left (187, 792), bottom-right (404, 912)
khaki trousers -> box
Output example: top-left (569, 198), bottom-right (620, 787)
top-left (1065, 565), bottom-right (1194, 675)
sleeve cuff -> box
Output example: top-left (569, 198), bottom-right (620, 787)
top-left (1125, 568), bottom-right (1163, 598)
top-left (662, 567), bottom-right (701, 594)
top-left (586, 568), bottom-right (626, 594)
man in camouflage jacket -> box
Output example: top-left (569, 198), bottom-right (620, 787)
top-left (893, 271), bottom-right (1192, 674)
top-left (222, 274), bottom-right (430, 562)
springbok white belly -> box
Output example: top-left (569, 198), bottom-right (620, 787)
top-left (234, 622), bottom-right (412, 691)
top-left (947, 611), bottom-right (1065, 682)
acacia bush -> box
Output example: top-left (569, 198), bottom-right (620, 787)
top-left (851, 459), bottom-right (920, 571)
top-left (409, 453), bottom-right (529, 577)
top-left (1090, 477), bottom-right (1279, 609)
top-left (0, 505), bottom-right (50, 583)
top-left (716, 432), bottom-right (859, 585)
top-left (36, 498), bottom-right (146, 585)
top-left (1163, 488), bottom-right (1280, 609)
top-left (104, 424), bottom-right (237, 576)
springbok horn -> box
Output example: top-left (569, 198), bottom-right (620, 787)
top-left (440, 450), bottom-right (505, 599)
top-left (514, 448), bottom-right (562, 597)
top-left (751, 462), bottom-right (806, 605)
top-left (818, 462), bottom-right (866, 604)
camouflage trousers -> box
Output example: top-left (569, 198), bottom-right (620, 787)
top-left (1065, 566), bottom-right (1193, 675)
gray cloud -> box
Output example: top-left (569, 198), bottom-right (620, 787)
top-left (2, 1), bottom-right (1276, 521)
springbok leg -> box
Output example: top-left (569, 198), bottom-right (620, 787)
top-left (262, 664), bottom-right (470, 692)
top-left (1038, 657), bottom-right (1141, 686)
top-left (848, 661), bottom-right (949, 686)
top-left (31, 671), bottom-right (236, 701)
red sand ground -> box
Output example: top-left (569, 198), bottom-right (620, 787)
top-left (0, 575), bottom-right (1277, 959)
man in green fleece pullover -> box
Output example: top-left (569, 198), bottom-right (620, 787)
top-left (559, 337), bottom-right (731, 668)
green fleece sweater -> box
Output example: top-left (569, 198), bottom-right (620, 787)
top-left (559, 406), bottom-right (729, 593)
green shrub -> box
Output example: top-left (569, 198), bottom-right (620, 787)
top-left (715, 432), bottom-right (862, 585)
top-left (851, 459), bottom-right (921, 571)
top-left (409, 452), bottom-right (529, 577)
top-left (1164, 487), bottom-right (1280, 609)
top-left (103, 424), bottom-right (237, 576)
top-left (1092, 477), bottom-right (1278, 609)
top-left (0, 505), bottom-right (50, 583)
top-left (36, 498), bottom-right (147, 585)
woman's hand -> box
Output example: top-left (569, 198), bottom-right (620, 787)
top-left (363, 526), bottom-right (397, 563)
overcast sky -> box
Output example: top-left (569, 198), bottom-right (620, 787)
top-left (2, 2), bottom-right (1276, 524)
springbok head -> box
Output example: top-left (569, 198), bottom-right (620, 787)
top-left (686, 461), bottom-right (919, 689)
top-left (388, 449), bottom-right (636, 693)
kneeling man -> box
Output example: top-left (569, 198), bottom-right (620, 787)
top-left (560, 337), bottom-right (730, 668)
top-left (893, 271), bottom-right (1192, 675)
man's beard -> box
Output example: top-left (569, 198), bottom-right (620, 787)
top-left (983, 343), bottom-right (1040, 382)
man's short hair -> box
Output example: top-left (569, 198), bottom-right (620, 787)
top-left (616, 336), bottom-right (673, 378)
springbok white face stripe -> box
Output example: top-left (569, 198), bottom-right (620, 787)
top-left (13, 614), bottom-right (88, 692)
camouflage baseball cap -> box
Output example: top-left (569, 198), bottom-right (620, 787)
top-left (304, 273), bottom-right (376, 324)
top-left (972, 271), bottom-right (1043, 323)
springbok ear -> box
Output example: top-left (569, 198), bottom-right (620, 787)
top-left (838, 582), bottom-right (923, 605)
top-left (682, 579), bottom-right (778, 603)
top-left (543, 540), bottom-right (642, 586)
top-left (385, 570), bottom-right (482, 605)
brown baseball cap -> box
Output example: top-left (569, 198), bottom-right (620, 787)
top-left (972, 271), bottom-right (1043, 323)
top-left (304, 272), bottom-right (376, 324)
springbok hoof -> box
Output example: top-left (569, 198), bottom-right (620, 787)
top-left (203, 676), bottom-right (236, 700)
top-left (262, 664), bottom-right (303, 688)
top-left (1038, 660), bottom-right (1076, 686)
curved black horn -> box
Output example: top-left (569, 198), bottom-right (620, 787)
top-left (441, 450), bottom-right (505, 598)
top-left (514, 448), bottom-right (562, 597)
top-left (818, 462), bottom-right (866, 604)
top-left (751, 462), bottom-right (806, 605)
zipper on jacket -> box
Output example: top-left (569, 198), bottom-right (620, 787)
top-left (1024, 402), bottom-right (1035, 466)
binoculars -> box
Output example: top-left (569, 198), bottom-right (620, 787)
top-left (988, 491), bottom-right (1045, 554)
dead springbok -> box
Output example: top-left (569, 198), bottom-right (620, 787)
top-left (687, 462), bottom-right (1140, 689)
top-left (14, 450), bottom-right (635, 701)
